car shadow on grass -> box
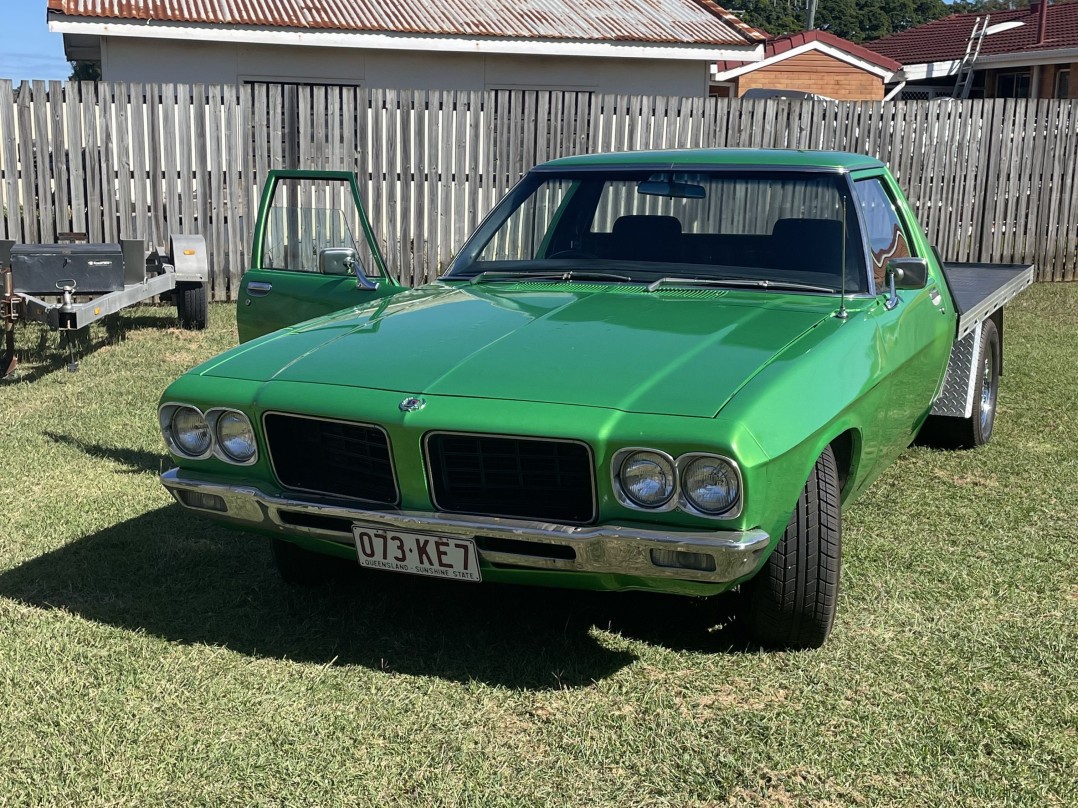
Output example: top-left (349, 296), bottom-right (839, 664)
top-left (44, 431), bottom-right (171, 475)
top-left (0, 505), bottom-right (752, 689)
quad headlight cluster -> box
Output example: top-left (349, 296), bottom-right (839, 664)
top-left (612, 448), bottom-right (742, 518)
top-left (159, 404), bottom-right (258, 465)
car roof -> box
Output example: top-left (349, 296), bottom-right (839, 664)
top-left (538, 148), bottom-right (884, 172)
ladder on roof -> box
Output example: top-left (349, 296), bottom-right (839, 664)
top-left (953, 15), bottom-right (990, 100)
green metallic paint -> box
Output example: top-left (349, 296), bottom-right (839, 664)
top-left (161, 154), bottom-right (962, 598)
top-left (541, 148), bottom-right (885, 172)
top-left (204, 282), bottom-right (842, 419)
top-left (237, 170), bottom-right (403, 343)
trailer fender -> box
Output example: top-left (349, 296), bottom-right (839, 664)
top-left (169, 235), bottom-right (208, 283)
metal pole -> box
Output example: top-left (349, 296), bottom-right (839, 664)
top-left (806, 0), bottom-right (818, 30)
top-left (2, 267), bottom-right (17, 377)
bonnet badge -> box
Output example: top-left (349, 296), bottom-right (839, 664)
top-left (399, 396), bottom-right (426, 413)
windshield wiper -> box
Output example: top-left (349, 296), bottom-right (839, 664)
top-left (646, 277), bottom-right (837, 294)
top-left (468, 270), bottom-right (633, 285)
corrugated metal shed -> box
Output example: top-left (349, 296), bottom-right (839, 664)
top-left (46, 0), bottom-right (766, 45)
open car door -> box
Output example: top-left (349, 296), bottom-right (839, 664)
top-left (237, 170), bottom-right (404, 342)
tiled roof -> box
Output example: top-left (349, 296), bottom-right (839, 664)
top-left (715, 29), bottom-right (901, 74)
top-left (864, 2), bottom-right (1078, 65)
top-left (46, 0), bottom-right (768, 46)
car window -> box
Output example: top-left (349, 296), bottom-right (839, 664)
top-left (478, 179), bottom-right (574, 261)
top-left (854, 177), bottom-right (912, 289)
top-left (588, 175), bottom-right (842, 235)
top-left (260, 177), bottom-right (379, 275)
top-left (448, 170), bottom-right (869, 294)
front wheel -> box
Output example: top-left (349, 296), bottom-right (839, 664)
top-left (743, 445), bottom-right (842, 650)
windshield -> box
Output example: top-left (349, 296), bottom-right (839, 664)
top-left (445, 169), bottom-right (869, 294)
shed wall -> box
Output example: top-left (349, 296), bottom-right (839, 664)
top-left (100, 37), bottom-right (710, 95)
top-left (736, 52), bottom-right (885, 100)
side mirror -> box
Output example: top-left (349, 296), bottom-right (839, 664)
top-left (318, 247), bottom-right (379, 290)
top-left (319, 246), bottom-right (356, 276)
top-left (884, 257), bottom-right (929, 310)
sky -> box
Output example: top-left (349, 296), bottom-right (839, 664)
top-left (1, 1), bottom-right (71, 84)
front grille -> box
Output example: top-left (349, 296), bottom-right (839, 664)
top-left (263, 413), bottom-right (397, 504)
top-left (426, 433), bottom-right (595, 523)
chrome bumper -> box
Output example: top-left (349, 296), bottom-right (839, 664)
top-left (160, 469), bottom-right (770, 584)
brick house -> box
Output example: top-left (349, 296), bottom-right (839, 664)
top-left (47, 0), bottom-right (767, 97)
top-left (865, 0), bottom-right (1078, 100)
top-left (710, 30), bottom-right (901, 101)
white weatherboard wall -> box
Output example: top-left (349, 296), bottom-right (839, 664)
top-left (100, 38), bottom-right (711, 95)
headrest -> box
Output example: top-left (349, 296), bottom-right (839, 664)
top-left (612, 215), bottom-right (683, 240)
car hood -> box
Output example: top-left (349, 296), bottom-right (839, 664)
top-left (201, 283), bottom-right (834, 417)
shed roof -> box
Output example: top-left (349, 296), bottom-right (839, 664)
top-left (46, 0), bottom-right (768, 46)
top-left (865, 3), bottom-right (1078, 65)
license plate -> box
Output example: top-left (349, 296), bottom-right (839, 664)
top-left (352, 525), bottom-right (481, 582)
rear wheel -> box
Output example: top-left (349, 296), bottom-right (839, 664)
top-left (919, 319), bottom-right (1000, 450)
top-left (176, 281), bottom-right (208, 330)
top-left (271, 538), bottom-right (342, 586)
top-left (950, 318), bottom-right (1000, 449)
top-left (744, 445), bottom-right (841, 650)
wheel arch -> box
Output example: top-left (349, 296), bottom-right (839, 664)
top-left (827, 427), bottom-right (861, 504)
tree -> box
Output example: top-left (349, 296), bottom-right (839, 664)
top-left (734, 0), bottom-right (954, 42)
top-left (69, 61), bottom-right (101, 81)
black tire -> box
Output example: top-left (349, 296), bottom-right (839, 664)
top-left (919, 318), bottom-right (1000, 450)
top-left (176, 281), bottom-right (208, 330)
top-left (271, 538), bottom-right (342, 586)
top-left (744, 445), bottom-right (841, 650)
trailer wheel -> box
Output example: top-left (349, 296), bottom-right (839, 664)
top-left (176, 281), bottom-right (208, 330)
top-left (742, 445), bottom-right (841, 650)
top-left (920, 319), bottom-right (1000, 450)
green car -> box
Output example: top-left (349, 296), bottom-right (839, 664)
top-left (158, 150), bottom-right (1031, 649)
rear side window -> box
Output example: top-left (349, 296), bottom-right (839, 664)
top-left (854, 178), bottom-right (912, 289)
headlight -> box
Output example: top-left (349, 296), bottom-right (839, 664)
top-left (680, 454), bottom-right (740, 515)
top-left (170, 406), bottom-right (212, 457)
top-left (617, 450), bottom-right (676, 509)
top-left (214, 410), bottom-right (256, 463)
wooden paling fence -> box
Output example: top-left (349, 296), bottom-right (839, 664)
top-left (1, 80), bottom-right (1076, 300)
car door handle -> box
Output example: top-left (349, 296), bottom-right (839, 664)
top-left (247, 282), bottom-right (273, 297)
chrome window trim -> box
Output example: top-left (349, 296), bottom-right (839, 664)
top-left (261, 411), bottom-right (400, 507)
top-left (158, 402), bottom-right (214, 461)
top-left (611, 447), bottom-right (680, 513)
top-left (423, 430), bottom-right (598, 525)
top-left (675, 452), bottom-right (744, 519)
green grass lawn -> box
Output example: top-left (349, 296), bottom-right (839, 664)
top-left (1, 286), bottom-right (1075, 806)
